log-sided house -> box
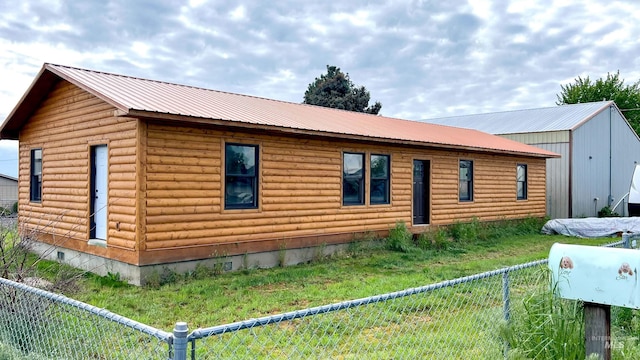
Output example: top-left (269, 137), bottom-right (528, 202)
top-left (0, 64), bottom-right (558, 284)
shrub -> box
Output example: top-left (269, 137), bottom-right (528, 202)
top-left (386, 221), bottom-right (414, 252)
top-left (417, 227), bottom-right (450, 250)
top-left (449, 217), bottom-right (481, 242)
top-left (598, 205), bottom-right (619, 218)
top-left (12, 201), bottom-right (17, 214)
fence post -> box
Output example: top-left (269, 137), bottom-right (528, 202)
top-left (502, 271), bottom-right (510, 358)
top-left (623, 233), bottom-right (630, 249)
top-left (172, 322), bottom-right (189, 360)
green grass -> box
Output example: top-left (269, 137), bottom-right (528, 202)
top-left (2, 218), bottom-right (632, 358)
top-left (70, 230), bottom-right (605, 331)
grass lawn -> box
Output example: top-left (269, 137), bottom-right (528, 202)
top-left (4, 219), bottom-right (631, 359)
top-left (69, 232), bottom-right (607, 331)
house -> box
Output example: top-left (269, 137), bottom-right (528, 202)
top-left (0, 173), bottom-right (18, 211)
top-left (0, 63), bottom-right (557, 284)
top-left (422, 101), bottom-right (640, 219)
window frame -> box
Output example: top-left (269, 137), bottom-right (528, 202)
top-left (342, 152), bottom-right (365, 206)
top-left (516, 163), bottom-right (528, 200)
top-left (459, 159), bottom-right (474, 202)
top-left (30, 148), bottom-right (42, 202)
top-left (370, 154), bottom-right (390, 205)
top-left (224, 143), bottom-right (259, 210)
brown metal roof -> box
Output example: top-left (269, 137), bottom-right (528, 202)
top-left (1, 63), bottom-right (558, 158)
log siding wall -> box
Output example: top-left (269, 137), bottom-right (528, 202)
top-left (16, 81), bottom-right (547, 267)
top-left (18, 80), bottom-right (138, 264)
top-left (143, 122), bottom-right (547, 258)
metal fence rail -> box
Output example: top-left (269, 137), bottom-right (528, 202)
top-left (185, 261), bottom-right (548, 359)
top-left (0, 239), bottom-right (631, 359)
top-left (183, 239), bottom-right (627, 359)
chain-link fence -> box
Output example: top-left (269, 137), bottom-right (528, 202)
top-left (0, 278), bottom-right (172, 359)
top-left (0, 239), bottom-right (631, 359)
top-left (183, 239), bottom-right (629, 359)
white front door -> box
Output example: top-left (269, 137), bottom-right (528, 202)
top-left (91, 145), bottom-right (108, 240)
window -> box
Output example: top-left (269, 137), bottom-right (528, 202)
top-left (30, 149), bottom-right (42, 202)
top-left (225, 143), bottom-right (258, 209)
top-left (370, 154), bottom-right (390, 204)
top-left (459, 160), bottom-right (473, 201)
top-left (517, 164), bottom-right (527, 200)
top-left (343, 152), bottom-right (364, 205)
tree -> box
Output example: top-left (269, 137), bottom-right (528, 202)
top-left (304, 65), bottom-right (382, 114)
top-left (557, 71), bottom-right (640, 134)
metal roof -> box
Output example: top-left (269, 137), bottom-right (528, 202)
top-left (0, 63), bottom-right (558, 158)
top-left (0, 174), bottom-right (17, 182)
top-left (420, 101), bottom-right (615, 134)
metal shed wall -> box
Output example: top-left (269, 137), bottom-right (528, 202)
top-left (571, 106), bottom-right (640, 217)
top-left (502, 133), bottom-right (570, 219)
top-left (0, 175), bottom-right (18, 209)
top-left (609, 107), bottom-right (640, 214)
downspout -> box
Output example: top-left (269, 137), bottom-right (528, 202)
top-left (568, 131), bottom-right (573, 218)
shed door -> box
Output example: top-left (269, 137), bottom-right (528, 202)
top-left (90, 145), bottom-right (108, 240)
top-left (413, 160), bottom-right (430, 225)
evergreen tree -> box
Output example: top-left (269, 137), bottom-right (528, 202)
top-left (304, 65), bottom-right (382, 114)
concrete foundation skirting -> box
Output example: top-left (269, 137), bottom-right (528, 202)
top-left (29, 241), bottom-right (352, 286)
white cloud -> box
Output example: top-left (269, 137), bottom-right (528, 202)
top-left (331, 10), bottom-right (375, 29)
top-left (0, 0), bottom-right (639, 125)
top-left (131, 41), bottom-right (151, 58)
top-left (229, 5), bottom-right (247, 21)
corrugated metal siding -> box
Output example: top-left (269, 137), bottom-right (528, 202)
top-left (610, 108), bottom-right (640, 215)
top-left (571, 107), bottom-right (640, 217)
top-left (502, 131), bottom-right (570, 144)
top-left (572, 110), bottom-right (614, 217)
top-left (422, 101), bottom-right (612, 134)
top-left (542, 143), bottom-right (570, 219)
top-left (0, 176), bottom-right (18, 208)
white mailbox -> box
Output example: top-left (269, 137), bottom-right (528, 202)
top-left (549, 243), bottom-right (640, 309)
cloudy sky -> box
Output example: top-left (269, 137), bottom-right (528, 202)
top-left (0, 0), bottom-right (639, 177)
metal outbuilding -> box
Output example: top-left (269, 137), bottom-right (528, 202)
top-left (422, 101), bottom-right (640, 219)
top-left (0, 173), bottom-right (18, 210)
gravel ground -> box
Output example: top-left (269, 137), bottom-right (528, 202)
top-left (0, 215), bottom-right (17, 229)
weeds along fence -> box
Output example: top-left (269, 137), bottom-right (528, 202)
top-left (0, 239), bottom-right (629, 359)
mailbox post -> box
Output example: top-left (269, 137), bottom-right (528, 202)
top-left (549, 243), bottom-right (640, 360)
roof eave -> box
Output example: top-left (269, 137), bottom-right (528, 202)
top-left (570, 101), bottom-right (615, 130)
top-left (0, 63), bottom-right (132, 140)
top-left (124, 109), bottom-right (558, 159)
top-left (44, 63), bottom-right (131, 113)
top-left (0, 65), bottom-right (59, 140)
